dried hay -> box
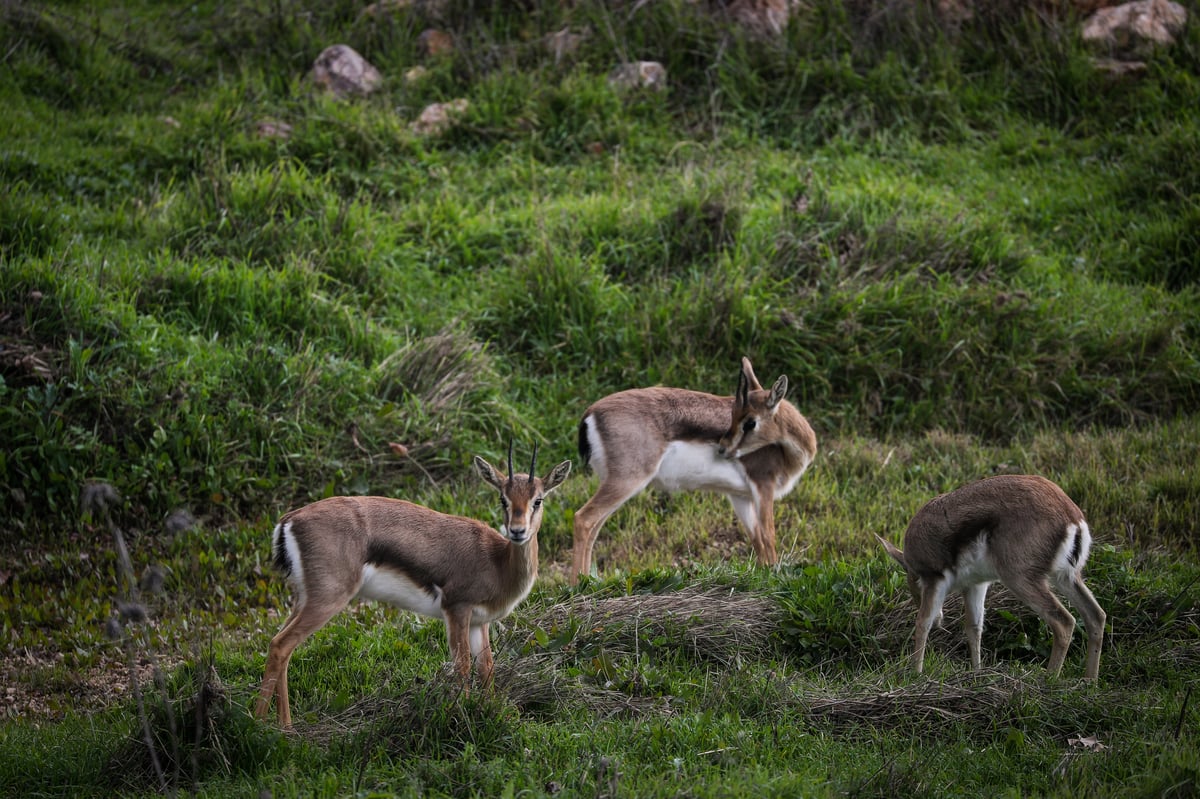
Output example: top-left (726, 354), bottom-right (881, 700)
top-left (800, 668), bottom-right (1042, 733)
top-left (492, 653), bottom-right (674, 720)
top-left (376, 328), bottom-right (495, 413)
top-left (517, 585), bottom-right (785, 667)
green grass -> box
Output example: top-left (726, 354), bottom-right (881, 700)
top-left (2, 0), bottom-right (1199, 796)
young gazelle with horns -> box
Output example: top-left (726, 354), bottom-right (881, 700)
top-left (255, 444), bottom-right (571, 728)
top-left (572, 357), bottom-right (817, 583)
top-left (878, 474), bottom-right (1107, 679)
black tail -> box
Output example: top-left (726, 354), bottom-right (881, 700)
top-left (271, 522), bottom-right (293, 577)
top-left (577, 417), bottom-right (592, 471)
top-left (1067, 524), bottom-right (1083, 569)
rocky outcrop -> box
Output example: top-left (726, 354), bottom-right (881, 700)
top-left (411, 98), bottom-right (470, 136)
top-left (310, 45), bottom-right (382, 98)
top-left (1081, 0), bottom-right (1188, 58)
top-left (608, 61), bottom-right (668, 92)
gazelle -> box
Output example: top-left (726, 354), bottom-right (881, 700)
top-left (571, 357), bottom-right (817, 582)
top-left (255, 444), bottom-right (571, 728)
top-left (877, 474), bottom-right (1106, 679)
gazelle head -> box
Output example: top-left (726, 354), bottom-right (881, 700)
top-left (876, 536), bottom-right (944, 628)
top-left (474, 442), bottom-right (571, 545)
top-left (718, 357), bottom-right (790, 460)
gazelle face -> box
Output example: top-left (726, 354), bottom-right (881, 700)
top-left (475, 445), bottom-right (572, 545)
top-left (496, 476), bottom-right (545, 545)
top-left (718, 374), bottom-right (788, 460)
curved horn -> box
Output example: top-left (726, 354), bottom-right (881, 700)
top-left (529, 442), bottom-right (539, 484)
top-left (507, 440), bottom-right (514, 479)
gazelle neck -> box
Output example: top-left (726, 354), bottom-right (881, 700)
top-left (501, 534), bottom-right (539, 595)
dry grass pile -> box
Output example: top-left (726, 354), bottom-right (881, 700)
top-left (801, 669), bottom-right (1045, 734)
top-left (518, 585), bottom-right (785, 666)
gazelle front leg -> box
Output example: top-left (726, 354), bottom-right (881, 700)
top-left (960, 581), bottom-right (990, 670)
top-left (756, 485), bottom-right (778, 565)
top-left (444, 605), bottom-right (476, 689)
top-left (912, 577), bottom-right (950, 674)
top-left (727, 495), bottom-right (763, 562)
top-left (470, 623), bottom-right (494, 688)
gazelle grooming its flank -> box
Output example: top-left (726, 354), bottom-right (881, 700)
top-left (255, 444), bottom-right (571, 728)
top-left (877, 474), bottom-right (1106, 679)
top-left (572, 357), bottom-right (817, 583)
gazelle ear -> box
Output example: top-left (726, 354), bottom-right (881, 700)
top-left (475, 456), bottom-right (504, 490)
top-left (768, 375), bottom-right (788, 409)
top-left (740, 357), bottom-right (763, 392)
top-left (542, 460), bottom-right (572, 493)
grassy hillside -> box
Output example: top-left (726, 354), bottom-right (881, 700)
top-left (1, 0), bottom-right (1198, 796)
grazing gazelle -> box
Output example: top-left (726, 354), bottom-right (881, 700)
top-left (877, 474), bottom-right (1106, 679)
top-left (571, 357), bottom-right (817, 582)
top-left (255, 444), bottom-right (571, 728)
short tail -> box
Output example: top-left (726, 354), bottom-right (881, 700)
top-left (577, 416), bottom-right (592, 471)
top-left (271, 521), bottom-right (293, 577)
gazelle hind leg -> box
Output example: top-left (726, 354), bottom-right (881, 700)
top-left (1056, 572), bottom-right (1107, 679)
top-left (572, 477), bottom-right (650, 582)
top-left (257, 597), bottom-right (348, 728)
top-left (256, 608), bottom-right (306, 719)
top-left (1016, 577), bottom-right (1077, 678)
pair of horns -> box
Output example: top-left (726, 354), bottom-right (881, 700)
top-left (507, 440), bottom-right (538, 483)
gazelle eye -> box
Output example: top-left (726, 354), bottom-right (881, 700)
top-left (533, 499), bottom-right (543, 509)
top-left (742, 419), bottom-right (757, 433)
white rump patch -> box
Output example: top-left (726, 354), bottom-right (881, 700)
top-left (276, 521), bottom-right (307, 603)
top-left (357, 564), bottom-right (444, 619)
top-left (651, 441), bottom-right (753, 496)
top-left (582, 415), bottom-right (608, 479)
top-left (1053, 521), bottom-right (1092, 574)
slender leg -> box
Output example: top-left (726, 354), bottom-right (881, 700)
top-left (757, 486), bottom-right (778, 565)
top-left (1057, 573), bottom-right (1107, 679)
top-left (572, 478), bottom-right (650, 583)
top-left (470, 623), bottom-right (494, 688)
top-left (960, 582), bottom-right (990, 670)
top-left (912, 577), bottom-right (949, 674)
top-left (728, 495), bottom-right (764, 562)
top-left (256, 598), bottom-right (347, 728)
top-left (1017, 577), bottom-right (1077, 678)
top-left (444, 605), bottom-right (475, 688)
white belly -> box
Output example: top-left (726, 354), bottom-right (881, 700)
top-left (358, 565), bottom-right (530, 628)
top-left (650, 441), bottom-right (753, 496)
top-left (948, 537), bottom-right (999, 589)
top-left (357, 564), bottom-right (444, 618)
